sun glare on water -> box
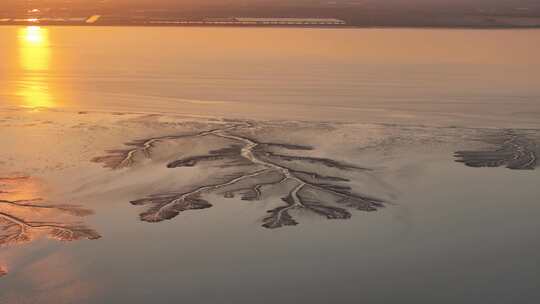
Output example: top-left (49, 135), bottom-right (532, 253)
top-left (24, 26), bottom-right (46, 43)
top-left (17, 26), bottom-right (55, 109)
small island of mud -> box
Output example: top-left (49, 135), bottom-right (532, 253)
top-left (455, 130), bottom-right (539, 170)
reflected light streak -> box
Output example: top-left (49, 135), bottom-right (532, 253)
top-left (17, 26), bottom-right (55, 108)
top-left (0, 176), bottom-right (43, 203)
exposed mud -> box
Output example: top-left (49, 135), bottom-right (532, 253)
top-left (95, 121), bottom-right (386, 228)
top-left (455, 130), bottom-right (539, 170)
top-left (0, 177), bottom-right (101, 277)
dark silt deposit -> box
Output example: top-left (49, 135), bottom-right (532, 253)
top-left (455, 130), bottom-right (539, 170)
top-left (0, 177), bottom-right (101, 277)
top-left (94, 121), bottom-right (386, 228)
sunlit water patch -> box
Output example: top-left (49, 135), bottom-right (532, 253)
top-left (16, 26), bottom-right (55, 109)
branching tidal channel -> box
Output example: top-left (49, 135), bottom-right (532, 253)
top-left (94, 122), bottom-right (387, 229)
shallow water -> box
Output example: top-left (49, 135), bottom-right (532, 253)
top-left (1, 26), bottom-right (540, 127)
top-left (0, 27), bottom-right (539, 303)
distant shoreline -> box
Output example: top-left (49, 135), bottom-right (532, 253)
top-left (3, 13), bottom-right (540, 29)
top-left (1, 23), bottom-right (540, 29)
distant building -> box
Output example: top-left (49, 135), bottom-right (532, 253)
top-left (86, 15), bottom-right (101, 24)
top-left (234, 18), bottom-right (346, 25)
top-left (148, 17), bottom-right (347, 26)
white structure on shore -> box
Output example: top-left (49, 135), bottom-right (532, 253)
top-left (234, 18), bottom-right (346, 25)
top-left (149, 17), bottom-right (346, 26)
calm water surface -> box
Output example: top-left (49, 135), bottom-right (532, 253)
top-left (1, 26), bottom-right (540, 126)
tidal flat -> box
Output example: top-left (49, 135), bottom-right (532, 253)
top-left (1, 26), bottom-right (539, 303)
top-left (0, 108), bottom-right (539, 303)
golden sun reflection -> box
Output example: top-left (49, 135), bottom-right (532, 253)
top-left (18, 79), bottom-right (54, 109)
top-left (19, 26), bottom-right (50, 71)
top-left (17, 26), bottom-right (55, 109)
